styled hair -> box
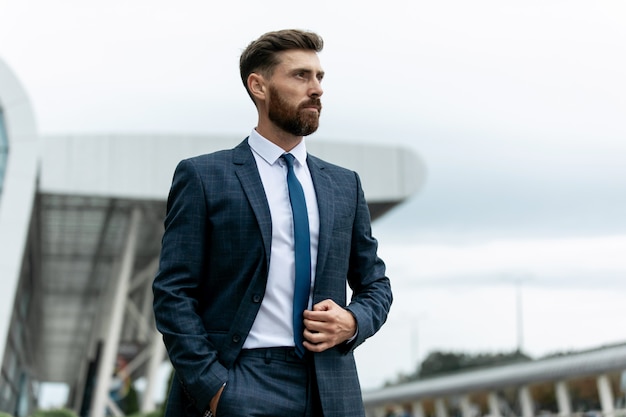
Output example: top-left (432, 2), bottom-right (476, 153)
top-left (239, 29), bottom-right (324, 101)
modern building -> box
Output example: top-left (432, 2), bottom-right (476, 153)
top-left (0, 57), bottom-right (424, 416)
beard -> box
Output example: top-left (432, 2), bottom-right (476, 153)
top-left (267, 85), bottom-right (322, 137)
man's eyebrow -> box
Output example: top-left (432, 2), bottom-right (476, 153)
top-left (292, 68), bottom-right (325, 77)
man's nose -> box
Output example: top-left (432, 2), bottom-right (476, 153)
top-left (309, 78), bottom-right (323, 97)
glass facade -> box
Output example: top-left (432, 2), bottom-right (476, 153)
top-left (0, 107), bottom-right (8, 200)
top-left (0, 234), bottom-right (40, 415)
top-left (0, 106), bottom-right (38, 415)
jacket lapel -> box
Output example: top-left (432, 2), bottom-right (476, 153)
top-left (232, 143), bottom-right (335, 286)
top-left (307, 155), bottom-right (334, 285)
top-left (233, 139), bottom-right (272, 266)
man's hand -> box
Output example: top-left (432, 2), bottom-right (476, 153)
top-left (302, 299), bottom-right (357, 352)
top-left (209, 384), bottom-right (224, 416)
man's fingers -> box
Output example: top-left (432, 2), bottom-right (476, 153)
top-left (304, 299), bottom-right (345, 325)
top-left (301, 299), bottom-right (357, 353)
top-left (303, 328), bottom-right (325, 343)
top-left (312, 298), bottom-right (337, 311)
top-left (303, 315), bottom-right (329, 327)
top-left (303, 340), bottom-right (329, 352)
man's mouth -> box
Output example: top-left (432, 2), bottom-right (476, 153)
top-left (302, 102), bottom-right (322, 112)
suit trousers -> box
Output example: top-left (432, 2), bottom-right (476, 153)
top-left (215, 347), bottom-right (323, 417)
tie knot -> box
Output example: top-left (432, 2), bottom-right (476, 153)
top-left (282, 153), bottom-right (296, 169)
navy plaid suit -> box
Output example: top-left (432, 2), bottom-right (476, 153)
top-left (153, 139), bottom-right (392, 417)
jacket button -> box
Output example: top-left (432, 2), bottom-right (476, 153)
top-left (252, 294), bottom-right (261, 303)
top-left (232, 335), bottom-right (241, 343)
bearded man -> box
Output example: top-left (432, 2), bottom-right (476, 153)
top-left (153, 29), bottom-right (392, 417)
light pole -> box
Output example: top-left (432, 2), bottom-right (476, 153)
top-left (515, 278), bottom-right (524, 353)
top-left (503, 274), bottom-right (530, 353)
top-left (402, 311), bottom-right (427, 372)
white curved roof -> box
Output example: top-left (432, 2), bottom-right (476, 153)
top-left (39, 133), bottom-right (424, 207)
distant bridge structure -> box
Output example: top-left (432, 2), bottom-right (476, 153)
top-left (362, 344), bottom-right (626, 417)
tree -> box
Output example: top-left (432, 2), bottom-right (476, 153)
top-left (385, 349), bottom-right (532, 386)
top-left (418, 350), bottom-right (531, 379)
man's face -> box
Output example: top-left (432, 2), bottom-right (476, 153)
top-left (265, 50), bottom-right (324, 137)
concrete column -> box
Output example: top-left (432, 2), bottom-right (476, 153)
top-left (459, 395), bottom-right (473, 417)
top-left (519, 385), bottom-right (534, 417)
top-left (105, 397), bottom-right (124, 417)
top-left (71, 361), bottom-right (87, 411)
top-left (90, 208), bottom-right (142, 417)
top-left (125, 297), bottom-right (152, 340)
top-left (141, 332), bottom-right (167, 412)
top-left (555, 380), bottom-right (572, 417)
top-left (412, 400), bottom-right (425, 417)
top-left (139, 260), bottom-right (158, 342)
top-left (435, 398), bottom-right (449, 417)
top-left (488, 392), bottom-right (502, 417)
top-left (597, 374), bottom-right (615, 417)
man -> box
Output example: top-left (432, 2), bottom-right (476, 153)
top-left (153, 29), bottom-right (392, 417)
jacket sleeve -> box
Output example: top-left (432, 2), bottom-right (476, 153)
top-left (344, 172), bottom-right (393, 351)
top-left (152, 158), bottom-right (227, 413)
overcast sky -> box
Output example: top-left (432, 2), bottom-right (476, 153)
top-left (1, 0), bottom-right (626, 403)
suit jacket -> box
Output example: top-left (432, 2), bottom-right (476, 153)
top-left (153, 139), bottom-right (392, 417)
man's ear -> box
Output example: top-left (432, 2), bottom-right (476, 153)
top-left (248, 73), bottom-right (266, 101)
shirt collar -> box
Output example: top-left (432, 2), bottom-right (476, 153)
top-left (248, 129), bottom-right (308, 167)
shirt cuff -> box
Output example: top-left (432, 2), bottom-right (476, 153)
top-left (346, 326), bottom-right (358, 344)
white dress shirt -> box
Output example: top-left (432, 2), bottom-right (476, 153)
top-left (242, 129), bottom-right (320, 349)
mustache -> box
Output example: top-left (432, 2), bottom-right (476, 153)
top-left (300, 98), bottom-right (322, 111)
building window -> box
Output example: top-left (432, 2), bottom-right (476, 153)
top-left (0, 107), bottom-right (9, 199)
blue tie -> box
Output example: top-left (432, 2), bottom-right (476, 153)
top-left (282, 153), bottom-right (311, 357)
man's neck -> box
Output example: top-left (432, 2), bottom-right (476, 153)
top-left (255, 121), bottom-right (303, 152)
